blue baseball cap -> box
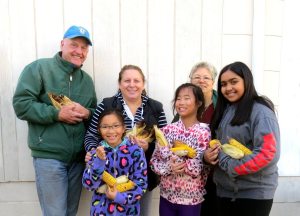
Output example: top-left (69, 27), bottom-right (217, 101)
top-left (63, 25), bottom-right (92, 46)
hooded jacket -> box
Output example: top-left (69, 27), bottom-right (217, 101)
top-left (214, 102), bottom-right (280, 199)
top-left (82, 138), bottom-right (147, 215)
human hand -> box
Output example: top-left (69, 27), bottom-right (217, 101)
top-left (58, 103), bottom-right (84, 124)
top-left (85, 151), bottom-right (93, 163)
top-left (106, 184), bottom-right (118, 200)
top-left (132, 136), bottom-right (149, 152)
top-left (72, 102), bottom-right (90, 120)
top-left (170, 156), bottom-right (186, 174)
top-left (204, 145), bottom-right (221, 165)
top-left (96, 146), bottom-right (106, 160)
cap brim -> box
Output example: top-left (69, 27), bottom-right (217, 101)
top-left (66, 35), bottom-right (92, 46)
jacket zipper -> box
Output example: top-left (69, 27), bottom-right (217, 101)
top-left (113, 150), bottom-right (117, 216)
top-left (69, 73), bottom-right (73, 97)
top-left (69, 73), bottom-right (74, 162)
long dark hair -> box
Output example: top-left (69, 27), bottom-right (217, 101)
top-left (172, 83), bottom-right (205, 121)
top-left (210, 61), bottom-right (275, 137)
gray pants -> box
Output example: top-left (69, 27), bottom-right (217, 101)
top-left (140, 190), bottom-right (153, 216)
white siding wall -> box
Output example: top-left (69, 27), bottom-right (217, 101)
top-left (0, 0), bottom-right (299, 215)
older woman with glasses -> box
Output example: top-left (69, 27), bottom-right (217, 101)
top-left (172, 61), bottom-right (218, 216)
top-left (173, 61), bottom-right (218, 124)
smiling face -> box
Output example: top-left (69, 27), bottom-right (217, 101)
top-left (175, 87), bottom-right (200, 119)
top-left (98, 114), bottom-right (125, 148)
top-left (60, 37), bottom-right (89, 67)
top-left (118, 69), bottom-right (145, 102)
top-left (190, 67), bottom-right (214, 94)
top-left (220, 70), bottom-right (245, 103)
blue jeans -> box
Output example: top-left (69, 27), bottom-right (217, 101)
top-left (33, 158), bottom-right (84, 216)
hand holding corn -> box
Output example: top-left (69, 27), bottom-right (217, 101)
top-left (106, 184), bottom-right (117, 200)
top-left (210, 138), bottom-right (253, 159)
top-left (48, 92), bottom-right (73, 109)
top-left (170, 140), bottom-right (197, 158)
top-left (126, 122), bottom-right (155, 143)
top-left (96, 146), bottom-right (106, 160)
top-left (97, 172), bottom-right (135, 194)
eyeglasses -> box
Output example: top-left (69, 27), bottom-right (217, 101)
top-left (191, 76), bottom-right (212, 82)
top-left (99, 124), bottom-right (122, 130)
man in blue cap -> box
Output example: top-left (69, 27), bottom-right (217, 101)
top-left (13, 25), bottom-right (97, 216)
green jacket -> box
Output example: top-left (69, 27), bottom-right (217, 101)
top-left (13, 52), bottom-right (97, 164)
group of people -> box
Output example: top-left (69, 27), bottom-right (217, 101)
top-left (13, 25), bottom-right (280, 216)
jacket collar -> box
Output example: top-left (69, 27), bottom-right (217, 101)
top-left (55, 52), bottom-right (82, 74)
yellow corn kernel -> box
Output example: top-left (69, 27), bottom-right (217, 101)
top-left (116, 180), bottom-right (135, 192)
top-left (229, 138), bottom-right (252, 155)
top-left (171, 144), bottom-right (197, 159)
top-left (222, 144), bottom-right (244, 159)
top-left (209, 139), bottom-right (221, 148)
top-left (102, 171), bottom-right (117, 187)
top-left (170, 147), bottom-right (188, 157)
top-left (153, 125), bottom-right (168, 146)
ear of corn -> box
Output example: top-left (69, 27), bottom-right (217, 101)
top-left (135, 122), bottom-right (147, 136)
top-left (126, 122), bottom-right (147, 137)
top-left (229, 138), bottom-right (252, 155)
top-left (173, 140), bottom-right (186, 147)
top-left (125, 122), bottom-right (155, 143)
top-left (102, 171), bottom-right (117, 187)
top-left (48, 92), bottom-right (73, 109)
top-left (171, 140), bottom-right (197, 158)
top-left (221, 144), bottom-right (244, 159)
top-left (97, 184), bottom-right (107, 194)
top-left (116, 175), bottom-right (129, 184)
top-left (98, 173), bottom-right (135, 193)
top-left (153, 125), bottom-right (168, 146)
top-left (116, 180), bottom-right (135, 192)
top-left (209, 139), bottom-right (221, 148)
top-left (170, 147), bottom-right (188, 157)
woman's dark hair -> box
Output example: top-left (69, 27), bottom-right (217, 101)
top-left (118, 64), bottom-right (147, 95)
top-left (210, 61), bottom-right (275, 137)
top-left (97, 109), bottom-right (125, 131)
top-left (172, 83), bottom-right (205, 121)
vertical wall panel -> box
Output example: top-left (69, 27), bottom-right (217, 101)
top-left (9, 0), bottom-right (36, 181)
top-left (222, 35), bottom-right (252, 67)
top-left (265, 0), bottom-right (284, 36)
top-left (223, 0), bottom-right (253, 35)
top-left (35, 0), bottom-right (64, 58)
top-left (92, 0), bottom-right (121, 101)
top-left (174, 0), bottom-right (202, 88)
top-left (0, 0), bottom-right (10, 182)
top-left (201, 0), bottom-right (223, 71)
top-left (64, 0), bottom-right (94, 78)
top-left (120, 0), bottom-right (147, 74)
top-left (278, 0), bottom-right (300, 176)
top-left (148, 0), bottom-right (175, 121)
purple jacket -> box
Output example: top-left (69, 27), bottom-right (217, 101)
top-left (82, 138), bottom-right (148, 215)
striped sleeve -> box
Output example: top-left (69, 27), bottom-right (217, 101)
top-left (84, 102), bottom-right (105, 151)
top-left (157, 110), bottom-right (168, 128)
